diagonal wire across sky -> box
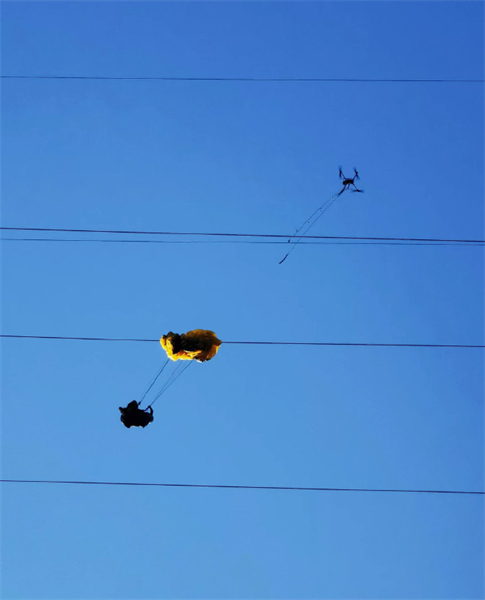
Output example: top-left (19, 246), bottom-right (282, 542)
top-left (2, 74), bottom-right (485, 83)
top-left (1, 226), bottom-right (484, 245)
top-left (0, 334), bottom-right (483, 348)
top-left (1, 479), bottom-right (483, 496)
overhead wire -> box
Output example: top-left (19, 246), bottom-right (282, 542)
top-left (3, 72), bottom-right (483, 506)
top-left (1, 226), bottom-right (483, 245)
top-left (2, 237), bottom-right (481, 247)
top-left (1, 75), bottom-right (484, 83)
top-left (1, 334), bottom-right (483, 348)
top-left (0, 478), bottom-right (483, 495)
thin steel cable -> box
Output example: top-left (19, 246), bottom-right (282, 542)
top-left (1, 227), bottom-right (483, 244)
top-left (1, 334), bottom-right (483, 348)
top-left (0, 479), bottom-right (483, 495)
top-left (1, 75), bottom-right (484, 83)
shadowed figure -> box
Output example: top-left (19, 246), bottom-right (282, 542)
top-left (119, 400), bottom-right (154, 428)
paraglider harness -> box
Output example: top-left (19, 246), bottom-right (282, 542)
top-left (119, 400), bottom-right (154, 429)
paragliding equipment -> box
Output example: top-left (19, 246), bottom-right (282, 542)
top-left (138, 359), bottom-right (170, 405)
top-left (160, 329), bottom-right (222, 362)
top-left (148, 330), bottom-right (220, 405)
top-left (147, 359), bottom-right (195, 408)
top-left (279, 166), bottom-right (364, 264)
top-left (120, 329), bottom-right (221, 426)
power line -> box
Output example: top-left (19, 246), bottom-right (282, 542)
top-left (1, 334), bottom-right (483, 348)
top-left (1, 227), bottom-right (483, 245)
top-left (1, 75), bottom-right (484, 83)
top-left (1, 237), bottom-right (478, 247)
top-left (1, 478), bottom-right (482, 495)
top-left (0, 334), bottom-right (157, 342)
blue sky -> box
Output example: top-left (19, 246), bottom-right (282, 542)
top-left (1, 2), bottom-right (484, 599)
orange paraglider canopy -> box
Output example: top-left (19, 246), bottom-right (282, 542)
top-left (160, 329), bottom-right (221, 362)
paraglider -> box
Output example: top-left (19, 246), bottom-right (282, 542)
top-left (119, 401), bottom-right (154, 428)
top-left (119, 329), bottom-right (221, 428)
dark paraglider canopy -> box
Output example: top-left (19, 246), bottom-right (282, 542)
top-left (119, 400), bottom-right (154, 429)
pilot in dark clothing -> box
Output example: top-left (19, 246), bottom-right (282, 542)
top-left (119, 400), bottom-right (154, 428)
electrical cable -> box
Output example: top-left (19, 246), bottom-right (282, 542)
top-left (1, 334), bottom-right (483, 348)
top-left (1, 226), bottom-right (483, 245)
top-left (1, 75), bottom-right (484, 83)
top-left (2, 237), bottom-right (479, 247)
top-left (0, 478), bottom-right (483, 495)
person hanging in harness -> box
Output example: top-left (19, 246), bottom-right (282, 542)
top-left (119, 400), bottom-right (154, 428)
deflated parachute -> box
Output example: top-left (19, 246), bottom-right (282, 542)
top-left (160, 329), bottom-right (222, 362)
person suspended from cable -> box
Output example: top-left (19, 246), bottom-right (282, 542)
top-left (119, 400), bottom-right (154, 429)
top-left (279, 166), bottom-right (364, 264)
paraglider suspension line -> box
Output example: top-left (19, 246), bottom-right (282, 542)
top-left (150, 360), bottom-right (195, 407)
top-left (139, 358), bottom-right (170, 406)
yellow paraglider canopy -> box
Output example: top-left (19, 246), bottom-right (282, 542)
top-left (160, 329), bottom-right (222, 362)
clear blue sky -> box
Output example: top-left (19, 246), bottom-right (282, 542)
top-left (1, 2), bottom-right (484, 599)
